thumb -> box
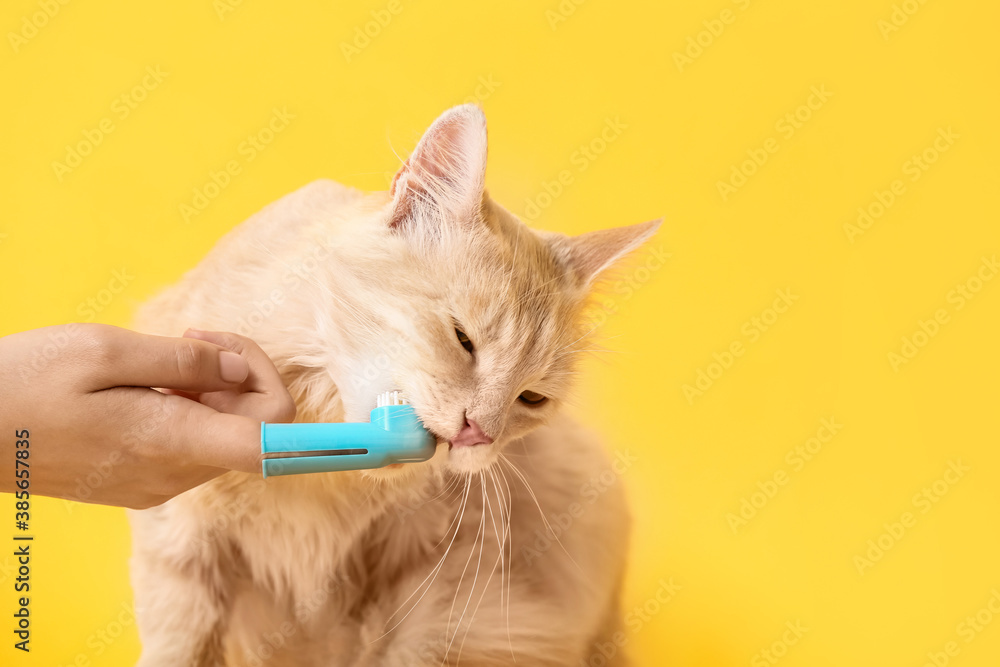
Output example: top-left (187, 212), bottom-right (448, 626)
top-left (85, 325), bottom-right (250, 393)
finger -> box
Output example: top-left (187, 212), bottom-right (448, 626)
top-left (182, 330), bottom-right (285, 393)
top-left (163, 396), bottom-right (263, 474)
top-left (85, 325), bottom-right (249, 393)
top-left (203, 411), bottom-right (264, 474)
top-left (182, 330), bottom-right (296, 423)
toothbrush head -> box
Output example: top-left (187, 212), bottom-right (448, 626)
top-left (376, 390), bottom-right (408, 408)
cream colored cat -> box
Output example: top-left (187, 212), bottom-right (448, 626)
top-left (129, 105), bottom-right (659, 666)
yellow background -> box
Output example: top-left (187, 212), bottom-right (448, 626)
top-left (2, 0), bottom-right (999, 665)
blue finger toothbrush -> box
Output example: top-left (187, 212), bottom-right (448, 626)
top-left (260, 391), bottom-right (437, 478)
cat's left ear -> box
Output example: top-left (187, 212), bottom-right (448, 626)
top-left (388, 104), bottom-right (488, 231)
top-left (552, 218), bottom-right (663, 287)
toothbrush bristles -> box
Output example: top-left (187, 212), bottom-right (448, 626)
top-left (376, 390), bottom-right (408, 408)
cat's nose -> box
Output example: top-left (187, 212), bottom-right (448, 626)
top-left (450, 418), bottom-right (494, 448)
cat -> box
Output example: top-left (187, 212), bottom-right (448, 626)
top-left (129, 104), bottom-right (660, 666)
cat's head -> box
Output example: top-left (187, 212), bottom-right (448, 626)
top-left (321, 105), bottom-right (659, 476)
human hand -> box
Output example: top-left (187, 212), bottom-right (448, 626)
top-left (0, 324), bottom-right (295, 509)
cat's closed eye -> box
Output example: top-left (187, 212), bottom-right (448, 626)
top-left (519, 390), bottom-right (547, 406)
top-left (455, 327), bottom-right (474, 353)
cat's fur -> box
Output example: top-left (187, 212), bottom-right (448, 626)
top-left (129, 105), bottom-right (659, 666)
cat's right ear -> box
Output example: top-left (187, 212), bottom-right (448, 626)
top-left (552, 218), bottom-right (663, 288)
top-left (388, 105), bottom-right (488, 232)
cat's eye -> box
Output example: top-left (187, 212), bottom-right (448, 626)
top-left (455, 328), bottom-right (474, 353)
top-left (519, 390), bottom-right (547, 406)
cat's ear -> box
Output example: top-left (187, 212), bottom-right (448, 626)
top-left (388, 104), bottom-right (488, 230)
top-left (554, 219), bottom-right (663, 287)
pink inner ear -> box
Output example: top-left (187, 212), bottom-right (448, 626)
top-left (411, 126), bottom-right (455, 182)
top-left (387, 105), bottom-right (488, 230)
top-left (403, 116), bottom-right (478, 192)
top-left (387, 133), bottom-right (452, 229)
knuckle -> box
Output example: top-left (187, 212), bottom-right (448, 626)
top-left (174, 341), bottom-right (208, 382)
top-left (230, 333), bottom-right (256, 353)
top-left (209, 330), bottom-right (245, 354)
top-left (80, 324), bottom-right (118, 365)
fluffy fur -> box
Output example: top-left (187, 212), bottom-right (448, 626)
top-left (129, 105), bottom-right (659, 666)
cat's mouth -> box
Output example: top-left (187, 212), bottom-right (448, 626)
top-left (425, 427), bottom-right (468, 450)
top-left (421, 421), bottom-right (490, 452)
top-left (405, 410), bottom-right (447, 447)
top-left (407, 409), bottom-right (447, 446)
top-left (425, 428), bottom-right (448, 447)
top-left (403, 401), bottom-right (489, 457)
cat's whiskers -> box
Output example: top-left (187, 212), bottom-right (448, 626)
top-left (485, 468), bottom-right (506, 622)
top-left (488, 466), bottom-right (518, 662)
top-left (427, 475), bottom-right (466, 551)
top-left (456, 470), bottom-right (509, 664)
top-left (499, 454), bottom-right (584, 574)
top-left (375, 475), bottom-right (471, 642)
top-left (444, 473), bottom-right (488, 662)
top-left (494, 464), bottom-right (516, 661)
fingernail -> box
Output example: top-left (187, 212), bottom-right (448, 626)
top-left (219, 351), bottom-right (249, 383)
